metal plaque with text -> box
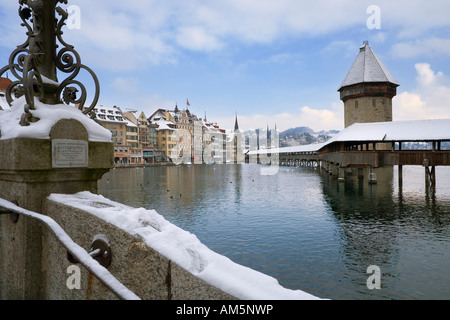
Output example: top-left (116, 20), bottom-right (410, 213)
top-left (52, 139), bottom-right (89, 168)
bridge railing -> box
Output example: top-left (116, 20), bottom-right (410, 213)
top-left (0, 198), bottom-right (140, 300)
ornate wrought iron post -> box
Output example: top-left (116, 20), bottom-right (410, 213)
top-left (30, 0), bottom-right (59, 104)
top-left (0, 0), bottom-right (100, 126)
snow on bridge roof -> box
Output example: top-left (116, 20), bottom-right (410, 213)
top-left (248, 143), bottom-right (326, 155)
top-left (250, 119), bottom-right (450, 155)
top-left (329, 119), bottom-right (450, 143)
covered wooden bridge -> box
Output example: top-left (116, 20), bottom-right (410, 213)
top-left (248, 119), bottom-right (450, 189)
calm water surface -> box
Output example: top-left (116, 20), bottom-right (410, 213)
top-left (98, 164), bottom-right (450, 300)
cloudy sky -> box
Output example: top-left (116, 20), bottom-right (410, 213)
top-left (1, 0), bottom-right (450, 132)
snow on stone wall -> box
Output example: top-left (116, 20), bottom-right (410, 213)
top-left (0, 97), bottom-right (111, 142)
top-left (49, 192), bottom-right (322, 300)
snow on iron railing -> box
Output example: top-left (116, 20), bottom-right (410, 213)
top-left (0, 198), bottom-right (140, 301)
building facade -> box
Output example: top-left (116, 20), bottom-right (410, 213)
top-left (92, 106), bottom-right (130, 163)
top-left (90, 103), bottom-right (234, 165)
top-left (149, 109), bottom-right (177, 161)
top-left (122, 111), bottom-right (142, 164)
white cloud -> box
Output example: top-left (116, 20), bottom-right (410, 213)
top-left (321, 40), bottom-right (359, 58)
top-left (54, 1), bottom-right (178, 71)
top-left (394, 63), bottom-right (450, 121)
top-left (219, 102), bottom-right (344, 133)
top-left (296, 104), bottom-right (344, 131)
top-left (391, 38), bottom-right (450, 59)
top-left (175, 26), bottom-right (223, 52)
top-left (111, 77), bottom-right (139, 94)
top-left (101, 92), bottom-right (174, 117)
top-left (415, 63), bottom-right (445, 87)
top-left (192, 0), bottom-right (365, 43)
top-left (3, 0), bottom-right (450, 71)
top-left (394, 92), bottom-right (427, 120)
top-left (381, 0), bottom-right (450, 39)
top-left (0, 0), bottom-right (371, 71)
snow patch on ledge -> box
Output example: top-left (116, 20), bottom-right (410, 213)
top-left (0, 96), bottom-right (112, 142)
top-left (48, 192), bottom-right (324, 300)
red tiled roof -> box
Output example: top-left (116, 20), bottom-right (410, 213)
top-left (0, 77), bottom-right (12, 92)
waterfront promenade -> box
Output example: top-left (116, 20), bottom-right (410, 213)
top-left (114, 162), bottom-right (176, 169)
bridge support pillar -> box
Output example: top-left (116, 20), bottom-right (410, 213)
top-left (369, 167), bottom-right (377, 184)
top-left (331, 164), bottom-right (338, 179)
top-left (327, 163), bottom-right (332, 175)
top-left (425, 165), bottom-right (436, 190)
top-left (358, 168), bottom-right (364, 180)
top-left (338, 167), bottom-right (345, 182)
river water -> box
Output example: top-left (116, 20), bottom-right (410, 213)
top-left (98, 164), bottom-right (450, 300)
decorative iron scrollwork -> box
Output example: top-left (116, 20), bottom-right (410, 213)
top-left (0, 0), bottom-right (100, 126)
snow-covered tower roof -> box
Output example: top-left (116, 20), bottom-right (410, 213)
top-left (339, 41), bottom-right (399, 89)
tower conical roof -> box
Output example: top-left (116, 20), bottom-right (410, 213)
top-left (339, 41), bottom-right (399, 90)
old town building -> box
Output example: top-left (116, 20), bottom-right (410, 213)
top-left (92, 105), bottom-right (130, 163)
top-left (91, 102), bottom-right (232, 165)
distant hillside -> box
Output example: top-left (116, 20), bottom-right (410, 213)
top-left (279, 126), bottom-right (339, 147)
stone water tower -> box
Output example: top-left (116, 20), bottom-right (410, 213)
top-left (339, 41), bottom-right (399, 128)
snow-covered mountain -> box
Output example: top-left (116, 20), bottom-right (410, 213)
top-left (279, 126), bottom-right (339, 147)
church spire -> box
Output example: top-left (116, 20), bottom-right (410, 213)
top-left (234, 113), bottom-right (240, 132)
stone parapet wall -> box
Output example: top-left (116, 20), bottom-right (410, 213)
top-left (40, 198), bottom-right (235, 300)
